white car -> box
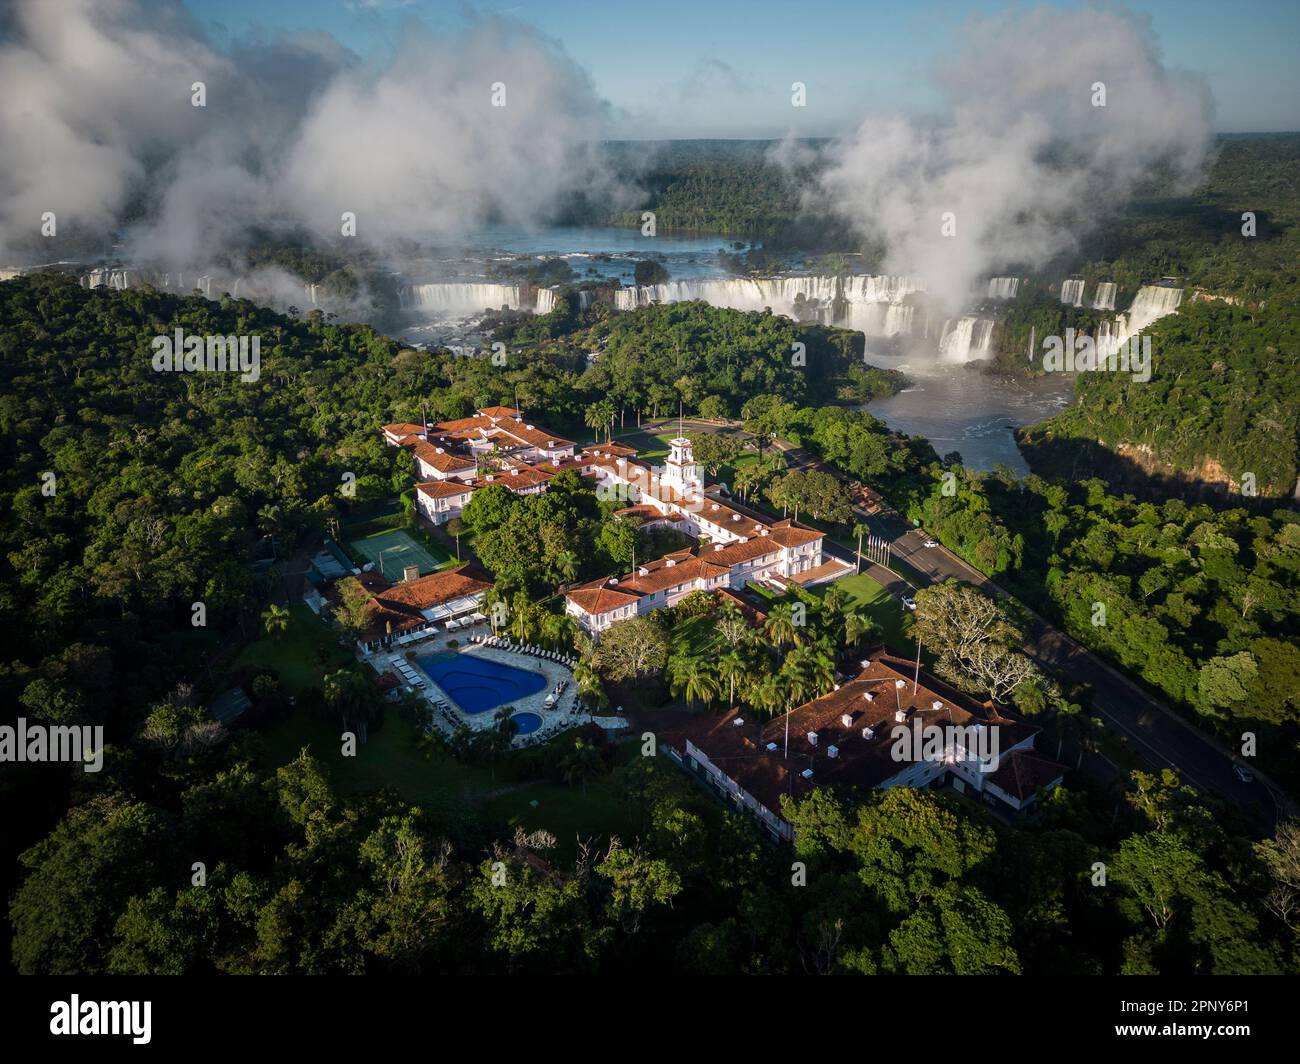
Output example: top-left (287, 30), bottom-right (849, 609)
top-left (901, 595), bottom-right (917, 611)
top-left (922, 538), bottom-right (939, 548)
top-left (1233, 763), bottom-right (1255, 784)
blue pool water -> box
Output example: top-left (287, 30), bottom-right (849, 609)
top-left (510, 712), bottom-right (543, 735)
top-left (416, 652), bottom-right (548, 714)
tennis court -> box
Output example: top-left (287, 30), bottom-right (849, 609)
top-left (348, 528), bottom-right (450, 582)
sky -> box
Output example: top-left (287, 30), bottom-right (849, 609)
top-left (184, 0), bottom-right (1300, 137)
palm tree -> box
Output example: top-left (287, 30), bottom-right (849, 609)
top-left (764, 602), bottom-right (801, 651)
top-left (554, 549), bottom-right (580, 583)
top-left (559, 738), bottom-right (604, 792)
top-left (494, 706), bottom-right (519, 742)
top-left (261, 603), bottom-right (290, 639)
top-left (853, 522), bottom-right (872, 573)
top-left (584, 399), bottom-right (616, 443)
top-left (672, 656), bottom-right (720, 711)
top-left (786, 644), bottom-right (835, 702)
top-left (445, 516), bottom-right (465, 561)
top-left (573, 659), bottom-right (607, 708)
top-left (746, 673), bottom-right (785, 719)
top-left (843, 609), bottom-right (878, 650)
top-left (718, 650), bottom-right (749, 709)
top-left (508, 592), bottom-right (539, 642)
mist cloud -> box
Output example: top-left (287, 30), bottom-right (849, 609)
top-left (0, 0), bottom-right (618, 263)
top-left (809, 5), bottom-right (1215, 310)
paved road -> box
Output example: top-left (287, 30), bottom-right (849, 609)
top-left (870, 515), bottom-right (1286, 828)
top-left (622, 417), bottom-right (1289, 829)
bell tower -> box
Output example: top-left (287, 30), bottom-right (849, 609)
top-left (660, 436), bottom-right (702, 499)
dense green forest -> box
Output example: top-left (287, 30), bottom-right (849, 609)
top-left (2, 258), bottom-right (1297, 974)
top-left (1018, 299), bottom-right (1299, 496)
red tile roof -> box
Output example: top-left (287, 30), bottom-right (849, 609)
top-left (986, 750), bottom-right (1067, 801)
top-left (412, 440), bottom-right (476, 473)
top-left (566, 586), bottom-right (641, 615)
top-left (417, 480), bottom-right (476, 499)
top-left (661, 653), bottom-right (1046, 816)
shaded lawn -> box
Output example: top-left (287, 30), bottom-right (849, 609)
top-left (670, 613), bottom-right (725, 656)
top-left (257, 709), bottom-right (640, 862)
top-left (229, 604), bottom-right (353, 695)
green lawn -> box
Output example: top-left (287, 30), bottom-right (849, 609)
top-left (610, 428), bottom-right (676, 460)
top-left (228, 604), bottom-right (353, 695)
top-left (808, 571), bottom-right (917, 656)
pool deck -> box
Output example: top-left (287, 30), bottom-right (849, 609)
top-left (365, 625), bottom-right (620, 747)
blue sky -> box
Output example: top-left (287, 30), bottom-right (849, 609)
top-left (187, 0), bottom-right (1300, 136)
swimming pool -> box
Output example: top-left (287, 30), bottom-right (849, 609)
top-left (415, 652), bottom-right (548, 714)
top-left (510, 711), bottom-right (543, 735)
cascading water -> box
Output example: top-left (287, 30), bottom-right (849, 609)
top-left (1092, 282), bottom-right (1117, 311)
top-left (397, 282), bottom-right (523, 314)
top-left (534, 288), bottom-right (557, 315)
top-left (987, 277), bottom-right (1020, 299)
top-left (938, 317), bottom-right (995, 362)
top-left (1125, 285), bottom-right (1183, 332)
top-left (1060, 279), bottom-right (1086, 306)
top-left (612, 275), bottom-right (924, 336)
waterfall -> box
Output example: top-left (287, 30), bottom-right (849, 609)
top-left (1060, 279), bottom-right (1086, 306)
top-left (1093, 282), bottom-right (1117, 311)
top-left (1126, 285), bottom-right (1183, 329)
top-left (987, 277), bottom-right (1020, 299)
top-left (938, 316), bottom-right (995, 362)
top-left (534, 287), bottom-right (557, 315)
top-left (612, 275), bottom-right (924, 336)
top-left (1092, 285), bottom-right (1182, 353)
top-left (397, 282), bottom-right (524, 314)
top-left (1121, 285), bottom-right (1182, 338)
top-left (82, 267), bottom-right (133, 290)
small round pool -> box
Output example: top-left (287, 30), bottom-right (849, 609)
top-left (510, 711), bottom-right (543, 735)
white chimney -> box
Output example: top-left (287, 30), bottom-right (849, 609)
top-left (862, 726), bottom-right (875, 740)
top-left (806, 731), bottom-right (819, 746)
top-left (932, 700), bottom-right (944, 710)
top-left (765, 741), bottom-right (778, 752)
top-left (840, 713), bottom-right (853, 727)
top-left (733, 717), bottom-right (745, 727)
top-left (827, 745), bottom-right (840, 759)
top-left (863, 692), bottom-right (875, 702)
top-left (801, 768), bottom-right (814, 779)
top-left (894, 708), bottom-right (907, 723)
